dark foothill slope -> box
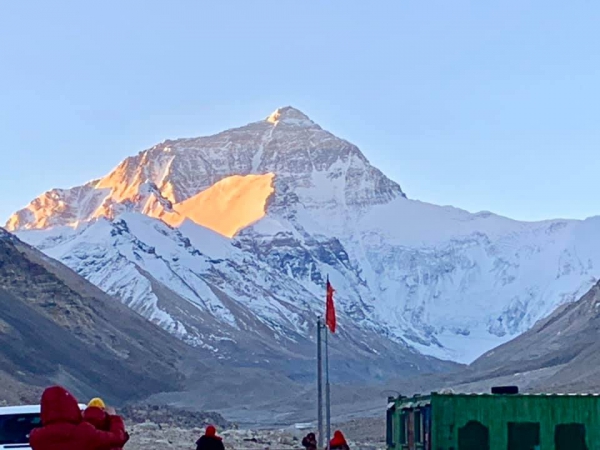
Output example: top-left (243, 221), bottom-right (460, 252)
top-left (466, 279), bottom-right (600, 392)
top-left (0, 228), bottom-right (190, 404)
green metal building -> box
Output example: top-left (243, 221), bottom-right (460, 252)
top-left (386, 390), bottom-right (600, 450)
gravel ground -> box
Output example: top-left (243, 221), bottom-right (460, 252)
top-left (126, 422), bottom-right (385, 450)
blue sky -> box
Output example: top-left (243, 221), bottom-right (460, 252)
top-left (1, 1), bottom-right (599, 223)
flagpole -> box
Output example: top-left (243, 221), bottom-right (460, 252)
top-left (325, 324), bottom-right (331, 450)
top-left (317, 316), bottom-right (324, 449)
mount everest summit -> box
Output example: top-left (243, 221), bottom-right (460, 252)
top-left (7, 106), bottom-right (600, 372)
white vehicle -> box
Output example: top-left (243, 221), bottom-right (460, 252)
top-left (0, 404), bottom-right (86, 450)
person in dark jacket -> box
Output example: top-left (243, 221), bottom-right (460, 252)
top-left (302, 432), bottom-right (317, 450)
top-left (329, 430), bottom-right (349, 450)
top-left (196, 425), bottom-right (225, 450)
top-left (30, 386), bottom-right (127, 450)
top-left (83, 397), bottom-right (130, 450)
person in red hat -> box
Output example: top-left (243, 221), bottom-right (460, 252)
top-left (30, 386), bottom-right (127, 450)
top-left (196, 425), bottom-right (225, 450)
top-left (329, 430), bottom-right (349, 450)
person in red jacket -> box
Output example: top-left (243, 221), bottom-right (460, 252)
top-left (83, 398), bottom-right (110, 430)
top-left (329, 430), bottom-right (349, 450)
top-left (196, 425), bottom-right (225, 450)
top-left (30, 386), bottom-right (127, 450)
top-left (83, 397), bottom-right (129, 450)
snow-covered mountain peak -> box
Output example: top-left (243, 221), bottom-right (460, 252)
top-left (7, 108), bottom-right (600, 367)
top-left (266, 106), bottom-right (315, 127)
top-left (6, 107), bottom-right (404, 234)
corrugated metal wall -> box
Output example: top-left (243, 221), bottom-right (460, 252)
top-left (431, 394), bottom-right (600, 450)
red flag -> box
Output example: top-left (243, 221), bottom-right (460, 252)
top-left (326, 277), bottom-right (336, 333)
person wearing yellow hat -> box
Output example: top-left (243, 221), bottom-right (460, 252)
top-left (88, 398), bottom-right (106, 409)
top-left (83, 397), bottom-right (129, 449)
top-left (30, 386), bottom-right (127, 450)
top-left (83, 398), bottom-right (109, 431)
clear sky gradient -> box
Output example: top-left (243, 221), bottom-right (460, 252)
top-left (1, 1), bottom-right (599, 223)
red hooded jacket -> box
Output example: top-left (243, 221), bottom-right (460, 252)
top-left (83, 407), bottom-right (111, 431)
top-left (30, 386), bottom-right (127, 450)
top-left (83, 406), bottom-right (129, 450)
top-left (330, 431), bottom-right (349, 450)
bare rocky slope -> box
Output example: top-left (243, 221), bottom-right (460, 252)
top-left (0, 228), bottom-right (188, 403)
top-left (462, 279), bottom-right (600, 392)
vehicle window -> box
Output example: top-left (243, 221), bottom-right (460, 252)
top-left (0, 414), bottom-right (42, 444)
